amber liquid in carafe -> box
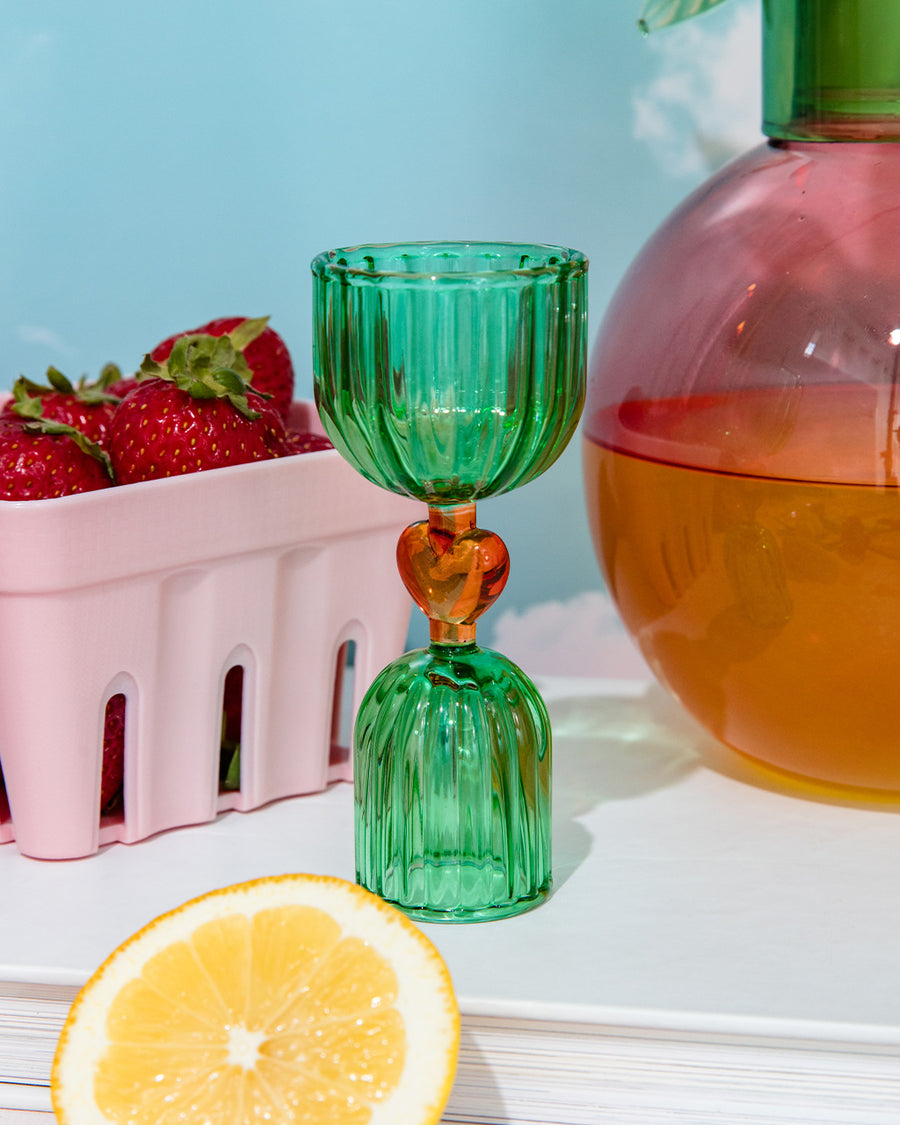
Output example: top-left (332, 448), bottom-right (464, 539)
top-left (584, 383), bottom-right (900, 792)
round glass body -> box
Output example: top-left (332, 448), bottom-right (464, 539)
top-left (584, 140), bottom-right (900, 792)
top-left (312, 242), bottom-right (587, 505)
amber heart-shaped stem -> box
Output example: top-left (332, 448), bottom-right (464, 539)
top-left (397, 504), bottom-right (509, 644)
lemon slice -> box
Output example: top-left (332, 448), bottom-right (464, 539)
top-left (51, 874), bottom-right (459, 1124)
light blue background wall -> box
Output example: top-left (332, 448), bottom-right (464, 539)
top-left (0, 0), bottom-right (760, 657)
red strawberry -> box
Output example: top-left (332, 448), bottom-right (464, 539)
top-left (2, 364), bottom-right (124, 448)
top-left (108, 332), bottom-right (286, 483)
top-left (0, 413), bottom-right (114, 500)
top-left (219, 666), bottom-right (243, 792)
top-left (151, 316), bottom-right (294, 419)
top-left (101, 694), bottom-right (126, 812)
top-left (283, 430), bottom-right (334, 455)
top-left (222, 666), bottom-right (243, 745)
top-left (106, 374), bottom-right (140, 401)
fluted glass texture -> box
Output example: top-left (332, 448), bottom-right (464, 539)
top-left (312, 242), bottom-right (587, 504)
top-left (354, 643), bottom-right (551, 922)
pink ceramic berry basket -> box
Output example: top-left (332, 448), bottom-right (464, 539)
top-left (0, 400), bottom-right (417, 860)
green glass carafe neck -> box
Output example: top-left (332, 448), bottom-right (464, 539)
top-left (764, 0), bottom-right (900, 141)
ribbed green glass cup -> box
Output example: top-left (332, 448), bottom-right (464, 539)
top-left (312, 242), bottom-right (587, 504)
top-left (353, 644), bottom-right (551, 923)
top-left (311, 241), bottom-right (587, 922)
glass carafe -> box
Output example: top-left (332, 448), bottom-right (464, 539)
top-left (584, 0), bottom-right (900, 793)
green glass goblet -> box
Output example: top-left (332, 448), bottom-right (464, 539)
top-left (312, 241), bottom-right (588, 922)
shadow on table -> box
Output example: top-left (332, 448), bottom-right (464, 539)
top-left (547, 680), bottom-right (900, 891)
top-left (547, 685), bottom-right (701, 891)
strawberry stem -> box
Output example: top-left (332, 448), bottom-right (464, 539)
top-left (139, 330), bottom-right (272, 421)
top-left (10, 364), bottom-right (124, 412)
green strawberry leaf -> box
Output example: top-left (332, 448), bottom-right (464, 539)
top-left (210, 335), bottom-right (240, 371)
top-left (219, 388), bottom-right (263, 421)
top-left (185, 380), bottom-right (217, 400)
top-left (138, 355), bottom-right (163, 380)
top-left (12, 364), bottom-right (124, 406)
top-left (638, 0), bottom-right (732, 33)
top-left (216, 368), bottom-right (250, 397)
top-left (97, 362), bottom-right (123, 389)
top-left (19, 409), bottom-right (114, 479)
top-left (189, 354), bottom-right (213, 377)
top-left (11, 375), bottom-right (48, 398)
top-left (220, 739), bottom-right (241, 790)
top-left (227, 316), bottom-right (269, 353)
top-left (74, 362), bottom-right (126, 404)
top-left (167, 336), bottom-right (193, 376)
top-left (46, 366), bottom-right (76, 395)
top-left (9, 377), bottom-right (46, 420)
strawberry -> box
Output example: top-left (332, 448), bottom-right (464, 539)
top-left (151, 316), bottom-right (294, 419)
top-left (108, 330), bottom-right (286, 483)
top-left (283, 430), bottom-right (334, 455)
top-left (101, 694), bottom-right (126, 812)
top-left (106, 373), bottom-right (140, 401)
top-left (0, 413), bottom-right (114, 500)
top-left (219, 666), bottom-right (243, 792)
top-left (3, 364), bottom-right (124, 448)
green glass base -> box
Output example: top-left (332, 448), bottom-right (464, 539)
top-left (380, 885), bottom-right (550, 925)
top-left (353, 643), bottom-right (551, 923)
